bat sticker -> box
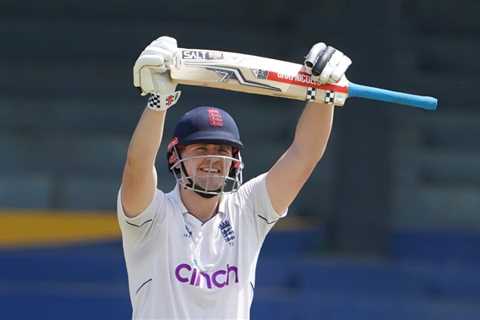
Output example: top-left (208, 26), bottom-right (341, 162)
top-left (267, 71), bottom-right (349, 93)
top-left (306, 87), bottom-right (316, 101)
top-left (324, 91), bottom-right (335, 104)
top-left (202, 65), bottom-right (282, 91)
top-left (252, 69), bottom-right (269, 80)
top-left (181, 50), bottom-right (224, 61)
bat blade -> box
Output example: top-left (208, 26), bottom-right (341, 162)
top-left (170, 48), bottom-right (349, 105)
top-left (170, 48), bottom-right (437, 110)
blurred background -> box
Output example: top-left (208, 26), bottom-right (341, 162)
top-left (1, 0), bottom-right (479, 319)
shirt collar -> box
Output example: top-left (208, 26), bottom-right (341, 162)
top-left (172, 183), bottom-right (227, 226)
top-left (171, 183), bottom-right (188, 214)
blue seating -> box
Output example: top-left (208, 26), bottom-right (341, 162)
top-left (295, 259), bottom-right (424, 297)
top-left (0, 242), bottom-right (127, 283)
top-left (287, 292), bottom-right (480, 320)
top-left (405, 262), bottom-right (480, 300)
top-left (0, 242), bottom-right (131, 319)
top-left (1, 294), bottom-right (130, 320)
top-left (255, 258), bottom-right (299, 288)
top-left (2, 232), bottom-right (480, 320)
top-left (260, 228), bottom-right (324, 257)
top-left (391, 230), bottom-right (480, 265)
top-left (250, 288), bottom-right (296, 319)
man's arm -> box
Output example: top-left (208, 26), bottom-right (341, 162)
top-left (266, 43), bottom-right (351, 215)
top-left (121, 36), bottom-right (180, 218)
top-left (121, 109), bottom-right (166, 217)
top-left (266, 102), bottom-right (334, 214)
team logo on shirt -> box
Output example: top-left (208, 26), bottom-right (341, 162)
top-left (219, 219), bottom-right (235, 246)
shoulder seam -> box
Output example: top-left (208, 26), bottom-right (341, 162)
top-left (135, 278), bottom-right (153, 295)
top-left (257, 214), bottom-right (278, 225)
top-left (125, 219), bottom-right (153, 228)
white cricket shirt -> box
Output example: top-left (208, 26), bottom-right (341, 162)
top-left (117, 173), bottom-right (287, 320)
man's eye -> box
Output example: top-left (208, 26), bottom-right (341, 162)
top-left (218, 147), bottom-right (231, 154)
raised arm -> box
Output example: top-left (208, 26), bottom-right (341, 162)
top-left (121, 36), bottom-right (181, 217)
top-left (266, 43), bottom-right (352, 214)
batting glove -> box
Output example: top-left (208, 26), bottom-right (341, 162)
top-left (133, 36), bottom-right (181, 111)
top-left (304, 43), bottom-right (352, 84)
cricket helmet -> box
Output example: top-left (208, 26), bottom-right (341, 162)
top-left (166, 106), bottom-right (244, 197)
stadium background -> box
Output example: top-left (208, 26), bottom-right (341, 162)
top-left (1, 0), bottom-right (480, 318)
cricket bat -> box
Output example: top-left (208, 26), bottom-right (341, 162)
top-left (169, 48), bottom-right (438, 111)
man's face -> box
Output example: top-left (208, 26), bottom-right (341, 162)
top-left (180, 143), bottom-right (234, 191)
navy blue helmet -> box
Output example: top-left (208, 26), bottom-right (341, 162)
top-left (166, 106), bottom-right (244, 196)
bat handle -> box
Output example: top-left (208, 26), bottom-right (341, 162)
top-left (348, 82), bottom-right (438, 111)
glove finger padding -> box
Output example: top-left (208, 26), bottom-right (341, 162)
top-left (133, 55), bottom-right (167, 88)
top-left (318, 50), bottom-right (344, 83)
top-left (151, 36), bottom-right (178, 52)
top-left (330, 55), bottom-right (352, 82)
top-left (142, 47), bottom-right (176, 67)
top-left (304, 42), bottom-right (327, 72)
top-left (304, 43), bottom-right (352, 85)
top-left (133, 35), bottom-right (181, 101)
top-left (312, 46), bottom-right (336, 77)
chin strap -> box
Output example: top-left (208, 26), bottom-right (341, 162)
top-left (194, 187), bottom-right (221, 199)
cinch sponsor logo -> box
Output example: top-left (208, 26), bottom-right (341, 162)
top-left (175, 263), bottom-right (238, 289)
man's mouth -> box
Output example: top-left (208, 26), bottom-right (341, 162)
top-left (200, 167), bottom-right (220, 174)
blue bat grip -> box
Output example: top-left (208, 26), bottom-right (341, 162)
top-left (348, 82), bottom-right (437, 111)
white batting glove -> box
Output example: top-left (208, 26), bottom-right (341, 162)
top-left (304, 42), bottom-right (352, 84)
top-left (133, 36), bottom-right (181, 111)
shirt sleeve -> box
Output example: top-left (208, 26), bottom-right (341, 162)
top-left (116, 187), bottom-right (167, 247)
top-left (236, 172), bottom-right (288, 246)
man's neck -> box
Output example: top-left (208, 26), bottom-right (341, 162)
top-left (179, 186), bottom-right (220, 223)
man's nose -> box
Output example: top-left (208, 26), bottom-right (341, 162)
top-left (202, 156), bottom-right (218, 165)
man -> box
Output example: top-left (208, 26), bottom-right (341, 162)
top-left (118, 36), bottom-right (351, 319)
